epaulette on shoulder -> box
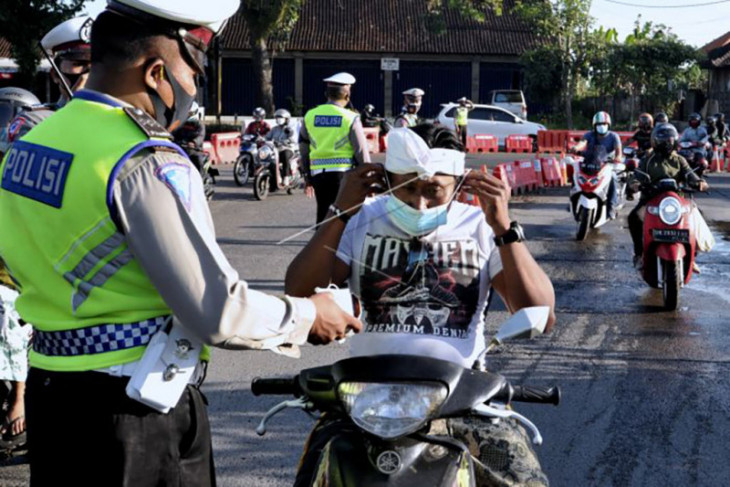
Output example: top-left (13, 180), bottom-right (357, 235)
top-left (123, 106), bottom-right (172, 140)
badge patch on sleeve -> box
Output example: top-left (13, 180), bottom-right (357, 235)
top-left (1, 140), bottom-right (73, 208)
top-left (155, 163), bottom-right (192, 211)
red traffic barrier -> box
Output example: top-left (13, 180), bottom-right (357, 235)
top-left (505, 134), bottom-right (533, 153)
top-left (514, 160), bottom-right (539, 194)
top-left (494, 162), bottom-right (518, 194)
top-left (466, 134), bottom-right (498, 153)
top-left (710, 146), bottom-right (722, 172)
top-left (362, 127), bottom-right (380, 155)
top-left (210, 132), bottom-right (241, 164)
top-left (458, 165), bottom-right (488, 207)
top-left (203, 141), bottom-right (220, 165)
top-left (532, 159), bottom-right (543, 188)
top-left (537, 130), bottom-right (566, 153)
top-left (540, 157), bottom-right (563, 187)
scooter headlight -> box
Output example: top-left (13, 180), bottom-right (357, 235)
top-left (659, 197), bottom-right (683, 226)
top-left (258, 145), bottom-right (273, 160)
top-left (338, 381), bottom-right (447, 440)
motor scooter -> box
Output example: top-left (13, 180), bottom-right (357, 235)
top-left (678, 141), bottom-right (709, 177)
top-left (253, 307), bottom-right (559, 487)
top-left (233, 134), bottom-right (263, 186)
top-left (569, 156), bottom-right (629, 241)
top-left (636, 172), bottom-right (698, 310)
top-left (252, 141), bottom-right (304, 200)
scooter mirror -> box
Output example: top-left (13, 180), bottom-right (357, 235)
top-left (493, 306), bottom-right (549, 345)
top-left (623, 147), bottom-right (634, 156)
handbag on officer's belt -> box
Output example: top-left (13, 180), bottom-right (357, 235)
top-left (126, 318), bottom-right (202, 413)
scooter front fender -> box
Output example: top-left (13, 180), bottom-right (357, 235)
top-left (311, 432), bottom-right (475, 487)
top-left (578, 195), bottom-right (598, 210)
top-left (655, 243), bottom-right (686, 263)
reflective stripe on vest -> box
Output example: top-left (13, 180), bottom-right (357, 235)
top-left (456, 107), bottom-right (469, 126)
top-left (304, 104), bottom-right (357, 170)
top-left (0, 92), bottom-right (178, 371)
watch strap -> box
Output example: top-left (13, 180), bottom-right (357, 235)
top-left (328, 204), bottom-right (351, 224)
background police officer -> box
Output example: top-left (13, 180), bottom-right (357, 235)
top-left (0, 1), bottom-right (360, 486)
top-left (300, 72), bottom-right (371, 224)
top-left (454, 96), bottom-right (474, 147)
top-left (394, 87), bottom-right (424, 128)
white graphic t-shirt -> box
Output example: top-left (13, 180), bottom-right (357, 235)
top-left (336, 195), bottom-right (502, 367)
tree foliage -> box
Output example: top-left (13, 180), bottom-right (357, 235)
top-left (0, 0), bottom-right (85, 87)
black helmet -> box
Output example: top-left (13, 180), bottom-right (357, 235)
top-left (688, 112), bottom-right (701, 128)
top-left (363, 104), bottom-right (374, 114)
top-left (654, 112), bottom-right (669, 124)
top-left (715, 112), bottom-right (726, 123)
top-left (651, 123), bottom-right (679, 156)
top-left (0, 87), bottom-right (40, 127)
top-left (706, 115), bottom-right (717, 127)
top-left (638, 113), bottom-right (653, 131)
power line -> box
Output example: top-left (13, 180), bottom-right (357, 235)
top-left (606, 0), bottom-right (730, 7)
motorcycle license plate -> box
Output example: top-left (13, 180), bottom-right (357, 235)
top-left (652, 229), bottom-right (689, 243)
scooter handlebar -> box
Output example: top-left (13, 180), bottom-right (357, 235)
top-left (511, 385), bottom-right (561, 406)
top-left (251, 377), bottom-right (298, 396)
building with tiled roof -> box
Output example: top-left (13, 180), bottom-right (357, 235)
top-left (702, 31), bottom-right (730, 114)
top-left (218, 0), bottom-right (538, 117)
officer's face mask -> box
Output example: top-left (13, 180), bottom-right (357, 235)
top-left (148, 64), bottom-right (197, 131)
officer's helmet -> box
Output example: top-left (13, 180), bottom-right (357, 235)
top-left (0, 87), bottom-right (41, 128)
top-left (651, 123), bottom-right (679, 156)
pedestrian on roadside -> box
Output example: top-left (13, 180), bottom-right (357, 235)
top-left (0, 2), bottom-right (360, 486)
top-left (454, 96), bottom-right (474, 147)
top-left (300, 72), bottom-right (371, 224)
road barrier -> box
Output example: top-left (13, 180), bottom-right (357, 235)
top-left (540, 157), bottom-right (563, 187)
top-left (466, 134), bottom-right (498, 153)
top-left (505, 134), bottom-right (533, 153)
top-left (710, 146), bottom-right (722, 172)
top-left (203, 141), bottom-right (219, 165)
top-left (210, 132), bottom-right (241, 164)
top-left (362, 127), bottom-right (380, 155)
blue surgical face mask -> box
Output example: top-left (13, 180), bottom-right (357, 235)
top-left (595, 124), bottom-right (609, 135)
top-left (386, 195), bottom-right (448, 236)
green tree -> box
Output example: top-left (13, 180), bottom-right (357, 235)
top-left (240, 0), bottom-right (304, 114)
top-left (514, 0), bottom-right (594, 128)
top-left (0, 0), bottom-right (85, 88)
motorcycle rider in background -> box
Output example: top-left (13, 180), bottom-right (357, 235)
top-left (680, 113), bottom-right (709, 163)
top-left (394, 87), bottom-right (425, 128)
top-left (630, 113), bottom-right (654, 157)
top-left (654, 112), bottom-right (669, 125)
top-left (715, 112), bottom-right (729, 143)
top-left (360, 104), bottom-right (380, 128)
top-left (705, 115), bottom-right (724, 150)
top-left (244, 107), bottom-right (271, 138)
top-left (266, 109), bottom-right (297, 186)
top-left (627, 123), bottom-right (708, 271)
top-left (172, 102), bottom-right (206, 172)
top-left (0, 88), bottom-right (42, 155)
top-left (572, 111), bottom-right (623, 220)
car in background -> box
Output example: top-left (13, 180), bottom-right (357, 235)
top-left (486, 90), bottom-right (528, 119)
top-left (436, 103), bottom-right (546, 149)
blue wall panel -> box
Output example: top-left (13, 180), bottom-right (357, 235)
top-left (302, 59), bottom-right (384, 115)
top-left (391, 61), bottom-right (471, 119)
top-left (221, 58), bottom-right (295, 116)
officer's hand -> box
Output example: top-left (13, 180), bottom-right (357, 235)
top-left (334, 163), bottom-right (385, 216)
top-left (308, 292), bottom-right (363, 345)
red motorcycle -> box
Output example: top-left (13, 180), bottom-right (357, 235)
top-left (638, 176), bottom-right (697, 310)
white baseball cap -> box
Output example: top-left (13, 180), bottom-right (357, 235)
top-left (323, 72), bottom-right (356, 85)
top-left (385, 128), bottom-right (465, 178)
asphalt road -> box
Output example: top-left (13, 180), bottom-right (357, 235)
top-left (2, 157), bottom-right (730, 487)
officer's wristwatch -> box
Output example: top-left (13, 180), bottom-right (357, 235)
top-left (494, 221), bottom-right (525, 247)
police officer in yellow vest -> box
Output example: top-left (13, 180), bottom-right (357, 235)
top-left (301, 72), bottom-right (371, 224)
top-left (0, 2), bottom-right (360, 486)
top-left (455, 96), bottom-right (474, 147)
top-left (394, 87), bottom-right (425, 128)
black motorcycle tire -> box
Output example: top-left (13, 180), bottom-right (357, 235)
top-left (576, 207), bottom-right (591, 241)
top-left (254, 172), bottom-right (269, 200)
top-left (203, 172), bottom-right (215, 201)
top-left (233, 155), bottom-right (251, 186)
top-left (662, 259), bottom-right (681, 311)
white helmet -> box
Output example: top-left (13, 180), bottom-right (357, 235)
top-left (592, 111), bottom-right (612, 135)
top-left (253, 107), bottom-right (266, 120)
top-left (274, 108), bottom-right (290, 126)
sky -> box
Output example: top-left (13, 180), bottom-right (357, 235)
top-left (83, 0), bottom-right (730, 48)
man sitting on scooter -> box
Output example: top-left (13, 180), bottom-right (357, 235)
top-left (172, 102), bottom-right (206, 173)
top-left (360, 104), bottom-right (380, 128)
top-left (266, 109), bottom-right (297, 186)
top-left (628, 123), bottom-right (709, 270)
top-left (631, 113), bottom-right (654, 157)
top-left (285, 125), bottom-right (556, 486)
top-left (244, 107), bottom-right (271, 137)
top-left (572, 111), bottom-right (623, 220)
top-left (680, 113), bottom-right (709, 168)
top-left (705, 115), bottom-right (724, 150)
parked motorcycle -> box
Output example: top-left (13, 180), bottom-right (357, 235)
top-left (678, 141), bottom-right (709, 178)
top-left (635, 172), bottom-right (698, 310)
top-left (233, 134), bottom-right (262, 186)
top-left (569, 155), bottom-right (630, 241)
top-left (252, 307), bottom-right (560, 487)
top-left (252, 141), bottom-right (304, 200)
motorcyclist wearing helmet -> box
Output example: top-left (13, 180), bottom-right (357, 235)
top-left (394, 87), bottom-right (424, 128)
top-left (654, 112), bottom-right (669, 125)
top-left (0, 88), bottom-right (42, 154)
top-left (715, 112), bottom-right (728, 143)
top-left (244, 107), bottom-right (271, 137)
top-left (705, 115), bottom-right (724, 149)
top-left (627, 123), bottom-right (708, 269)
top-left (172, 101), bottom-right (207, 172)
top-left (680, 113), bottom-right (709, 162)
top-left (266, 108), bottom-right (297, 185)
top-left (360, 104), bottom-right (380, 128)
top-left (573, 111), bottom-right (623, 219)
top-left (631, 113), bottom-right (654, 156)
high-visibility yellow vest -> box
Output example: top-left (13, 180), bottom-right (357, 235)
top-left (0, 91), bottom-right (182, 371)
top-left (455, 106), bottom-right (469, 126)
top-left (304, 104), bottom-right (358, 172)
